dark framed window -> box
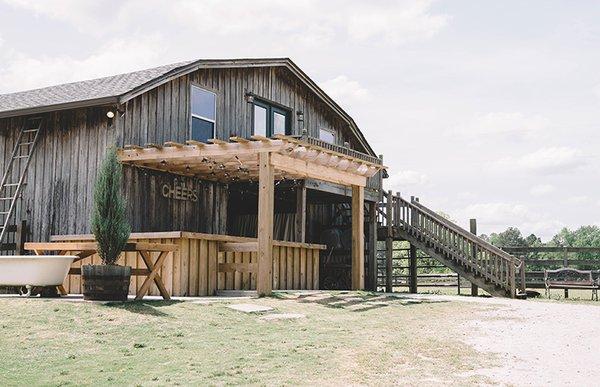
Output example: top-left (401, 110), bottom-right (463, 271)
top-left (319, 128), bottom-right (336, 144)
top-left (252, 99), bottom-right (291, 137)
top-left (191, 85), bottom-right (216, 142)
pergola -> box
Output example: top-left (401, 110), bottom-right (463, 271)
top-left (118, 134), bottom-right (386, 295)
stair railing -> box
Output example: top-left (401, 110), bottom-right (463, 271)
top-left (383, 194), bottom-right (524, 297)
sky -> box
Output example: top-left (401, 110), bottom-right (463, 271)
top-left (0, 0), bottom-right (598, 240)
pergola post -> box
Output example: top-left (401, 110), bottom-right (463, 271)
top-left (257, 152), bottom-right (274, 296)
top-left (351, 185), bottom-right (365, 290)
top-left (295, 181), bottom-right (306, 243)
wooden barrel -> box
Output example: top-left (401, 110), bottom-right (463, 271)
top-left (82, 265), bottom-right (131, 301)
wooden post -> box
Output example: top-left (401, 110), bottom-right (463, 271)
top-left (257, 152), bottom-right (274, 296)
top-left (351, 185), bottom-right (365, 290)
top-left (16, 220), bottom-right (26, 255)
top-left (385, 190), bottom-right (393, 293)
top-left (563, 247), bottom-right (569, 299)
top-left (368, 201), bottom-right (378, 291)
top-left (470, 219), bottom-right (479, 297)
top-left (409, 244), bottom-right (417, 293)
top-left (295, 181), bottom-right (306, 243)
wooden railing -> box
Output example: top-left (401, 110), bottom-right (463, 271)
top-left (379, 193), bottom-right (525, 297)
top-left (51, 231), bottom-right (325, 296)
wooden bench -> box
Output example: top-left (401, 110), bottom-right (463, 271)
top-left (544, 268), bottom-right (598, 300)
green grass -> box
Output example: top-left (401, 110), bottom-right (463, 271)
top-left (0, 292), bottom-right (498, 385)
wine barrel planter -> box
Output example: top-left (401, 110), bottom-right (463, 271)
top-left (82, 265), bottom-right (131, 301)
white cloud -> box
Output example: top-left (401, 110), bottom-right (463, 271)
top-left (320, 75), bottom-right (370, 104)
top-left (494, 146), bottom-right (586, 174)
top-left (455, 202), bottom-right (564, 240)
top-left (1, 0), bottom-right (111, 35)
top-left (529, 184), bottom-right (555, 196)
top-left (593, 84), bottom-right (600, 101)
top-left (385, 170), bottom-right (429, 192)
top-left (344, 0), bottom-right (450, 44)
top-left (0, 34), bottom-right (169, 93)
top-left (458, 112), bottom-right (549, 138)
top-left (567, 195), bottom-right (590, 205)
top-left (3, 0), bottom-right (449, 47)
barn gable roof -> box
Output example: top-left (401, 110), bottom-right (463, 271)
top-left (0, 58), bottom-right (375, 156)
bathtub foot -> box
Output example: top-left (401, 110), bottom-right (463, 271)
top-left (19, 285), bottom-right (32, 297)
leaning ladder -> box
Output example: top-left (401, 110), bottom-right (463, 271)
top-left (0, 117), bottom-right (43, 246)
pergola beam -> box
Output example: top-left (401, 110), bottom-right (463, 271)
top-left (270, 153), bottom-right (366, 187)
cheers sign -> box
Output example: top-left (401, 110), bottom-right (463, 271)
top-left (162, 178), bottom-right (198, 202)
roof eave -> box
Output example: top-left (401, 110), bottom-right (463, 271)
top-left (0, 96), bottom-right (119, 119)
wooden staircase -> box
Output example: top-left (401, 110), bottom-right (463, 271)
top-left (0, 118), bottom-right (42, 248)
top-left (380, 194), bottom-right (526, 298)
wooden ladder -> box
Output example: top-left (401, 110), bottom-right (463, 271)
top-left (0, 117), bottom-right (43, 247)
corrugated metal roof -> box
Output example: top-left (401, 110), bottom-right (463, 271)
top-left (0, 60), bottom-right (194, 116)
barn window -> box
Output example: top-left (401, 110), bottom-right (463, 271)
top-left (252, 99), bottom-right (290, 137)
top-left (191, 85), bottom-right (216, 142)
top-left (319, 128), bottom-right (336, 144)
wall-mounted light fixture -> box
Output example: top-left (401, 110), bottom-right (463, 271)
top-left (244, 92), bottom-right (255, 103)
top-left (106, 110), bottom-right (115, 119)
top-left (296, 110), bottom-right (304, 132)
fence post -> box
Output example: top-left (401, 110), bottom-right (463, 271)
top-left (385, 190), bottom-right (393, 293)
top-left (368, 201), bottom-right (378, 291)
top-left (520, 257), bottom-right (526, 295)
top-left (510, 261), bottom-right (516, 298)
top-left (563, 247), bottom-right (569, 299)
top-left (409, 244), bottom-right (417, 293)
top-left (470, 219), bottom-right (479, 297)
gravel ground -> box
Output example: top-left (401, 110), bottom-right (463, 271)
top-left (399, 293), bottom-right (600, 386)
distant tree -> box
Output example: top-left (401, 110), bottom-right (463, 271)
top-left (524, 233), bottom-right (542, 247)
top-left (488, 227), bottom-right (526, 247)
top-left (551, 226), bottom-right (600, 260)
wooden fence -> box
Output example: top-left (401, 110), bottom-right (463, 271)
top-left (376, 244), bottom-right (475, 293)
top-left (501, 246), bottom-right (600, 296)
top-left (51, 231), bottom-right (324, 296)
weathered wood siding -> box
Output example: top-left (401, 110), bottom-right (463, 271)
top-left (0, 65), bottom-right (377, 246)
top-left (118, 67), bottom-right (368, 153)
top-left (0, 108), bottom-right (227, 244)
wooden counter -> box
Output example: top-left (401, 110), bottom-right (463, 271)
top-left (51, 232), bottom-right (326, 296)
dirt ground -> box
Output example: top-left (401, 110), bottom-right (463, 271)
top-left (405, 293), bottom-right (600, 386)
top-left (0, 291), bottom-right (598, 385)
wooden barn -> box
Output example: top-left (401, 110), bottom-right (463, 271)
top-left (0, 58), bottom-right (387, 297)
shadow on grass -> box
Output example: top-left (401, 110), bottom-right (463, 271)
top-left (102, 300), bottom-right (182, 317)
top-left (274, 291), bottom-right (448, 312)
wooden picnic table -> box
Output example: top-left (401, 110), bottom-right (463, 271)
top-left (24, 241), bottom-right (178, 300)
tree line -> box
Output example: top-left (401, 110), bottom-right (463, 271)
top-left (481, 225), bottom-right (600, 262)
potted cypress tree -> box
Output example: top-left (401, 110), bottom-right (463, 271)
top-left (82, 147), bottom-right (132, 301)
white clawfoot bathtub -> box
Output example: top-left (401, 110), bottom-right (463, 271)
top-left (0, 255), bottom-right (76, 295)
